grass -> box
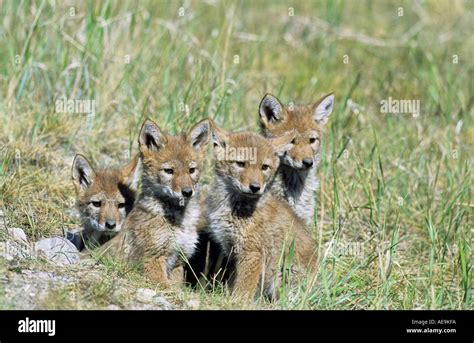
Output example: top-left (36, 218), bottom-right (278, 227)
top-left (0, 0), bottom-right (472, 309)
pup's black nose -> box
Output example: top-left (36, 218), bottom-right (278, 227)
top-left (249, 183), bottom-right (261, 193)
top-left (105, 220), bottom-right (116, 230)
top-left (182, 187), bottom-right (193, 197)
top-left (302, 158), bottom-right (314, 168)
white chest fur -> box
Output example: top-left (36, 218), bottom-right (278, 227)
top-left (142, 195), bottom-right (200, 269)
top-left (271, 163), bottom-right (319, 225)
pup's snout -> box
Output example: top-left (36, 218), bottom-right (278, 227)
top-left (249, 183), bottom-right (261, 194)
top-left (105, 220), bottom-right (116, 230)
top-left (181, 187), bottom-right (193, 198)
top-left (302, 158), bottom-right (314, 168)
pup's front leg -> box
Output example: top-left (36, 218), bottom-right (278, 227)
top-left (144, 255), bottom-right (170, 288)
top-left (169, 265), bottom-right (184, 288)
top-left (232, 251), bottom-right (263, 301)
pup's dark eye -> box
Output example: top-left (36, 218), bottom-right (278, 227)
top-left (189, 168), bottom-right (196, 174)
top-left (164, 169), bottom-right (174, 175)
top-left (91, 201), bottom-right (101, 208)
top-left (291, 138), bottom-right (296, 144)
top-left (236, 161), bottom-right (245, 167)
top-left (118, 203), bottom-right (126, 209)
top-left (309, 138), bottom-right (317, 144)
top-left (262, 164), bottom-right (270, 171)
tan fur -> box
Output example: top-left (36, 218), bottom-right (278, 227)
top-left (72, 154), bottom-right (140, 248)
top-left (259, 93), bottom-right (334, 224)
top-left (207, 122), bottom-right (317, 300)
top-left (100, 119), bottom-right (210, 288)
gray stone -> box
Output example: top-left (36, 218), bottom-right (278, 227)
top-left (152, 296), bottom-right (172, 310)
top-left (186, 298), bottom-right (200, 310)
top-left (135, 288), bottom-right (157, 303)
top-left (104, 304), bottom-right (122, 310)
top-left (0, 240), bottom-right (31, 261)
top-left (34, 237), bottom-right (80, 265)
top-left (7, 227), bottom-right (28, 243)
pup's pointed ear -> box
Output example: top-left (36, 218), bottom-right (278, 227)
top-left (72, 154), bottom-right (96, 192)
top-left (138, 119), bottom-right (166, 153)
top-left (209, 119), bottom-right (228, 149)
top-left (313, 93), bottom-right (334, 125)
top-left (269, 130), bottom-right (296, 157)
top-left (187, 119), bottom-right (210, 152)
top-left (209, 119), bottom-right (229, 161)
top-left (120, 154), bottom-right (141, 192)
top-left (259, 93), bottom-right (284, 127)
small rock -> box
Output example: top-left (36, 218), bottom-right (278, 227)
top-left (186, 298), bottom-right (200, 310)
top-left (104, 304), bottom-right (122, 310)
top-left (152, 296), bottom-right (172, 310)
top-left (7, 228), bottom-right (28, 243)
top-left (0, 240), bottom-right (31, 261)
top-left (186, 299), bottom-right (201, 310)
top-left (34, 237), bottom-right (80, 265)
top-left (135, 288), bottom-right (157, 303)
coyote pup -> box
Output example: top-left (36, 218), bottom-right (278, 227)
top-left (102, 119), bottom-right (210, 287)
top-left (258, 93), bottom-right (334, 225)
top-left (71, 154), bottom-right (140, 249)
top-left (207, 121), bottom-right (317, 300)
